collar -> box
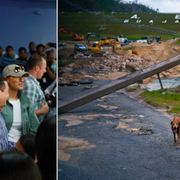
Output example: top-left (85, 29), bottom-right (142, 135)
top-left (7, 91), bottom-right (29, 108)
top-left (28, 73), bottom-right (40, 86)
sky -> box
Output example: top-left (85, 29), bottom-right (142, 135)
top-left (123, 0), bottom-right (180, 13)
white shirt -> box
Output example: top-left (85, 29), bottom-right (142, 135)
top-left (8, 99), bottom-right (22, 143)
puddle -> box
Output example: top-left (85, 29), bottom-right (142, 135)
top-left (147, 78), bottom-right (180, 91)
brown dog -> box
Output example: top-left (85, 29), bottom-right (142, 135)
top-left (171, 117), bottom-right (180, 149)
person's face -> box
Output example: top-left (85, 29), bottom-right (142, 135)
top-left (0, 48), bottom-right (3, 57)
top-left (37, 46), bottom-right (44, 54)
top-left (49, 53), bottom-right (55, 61)
top-left (19, 50), bottom-right (27, 60)
top-left (0, 81), bottom-right (9, 108)
top-left (6, 48), bottom-right (13, 57)
top-left (29, 42), bottom-right (35, 51)
top-left (6, 76), bottom-right (24, 91)
top-left (37, 58), bottom-right (47, 79)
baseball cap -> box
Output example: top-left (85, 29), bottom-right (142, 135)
top-left (3, 64), bottom-right (29, 77)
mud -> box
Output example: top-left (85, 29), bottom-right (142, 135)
top-left (58, 136), bottom-right (96, 161)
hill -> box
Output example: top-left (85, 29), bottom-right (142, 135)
top-left (59, 12), bottom-right (180, 41)
top-left (59, 0), bottom-right (157, 13)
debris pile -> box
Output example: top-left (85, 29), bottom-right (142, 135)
top-left (59, 39), bottom-right (180, 84)
top-left (58, 48), bottom-right (76, 58)
top-left (59, 72), bottom-right (93, 84)
top-left (72, 53), bottom-right (155, 72)
top-left (58, 71), bottom-right (129, 84)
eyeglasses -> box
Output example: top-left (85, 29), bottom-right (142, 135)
top-left (14, 65), bottom-right (25, 73)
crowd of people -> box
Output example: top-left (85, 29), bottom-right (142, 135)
top-left (0, 41), bottom-right (57, 180)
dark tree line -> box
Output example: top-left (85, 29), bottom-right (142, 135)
top-left (59, 0), bottom-right (157, 13)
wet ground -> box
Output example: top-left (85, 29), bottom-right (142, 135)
top-left (58, 79), bottom-right (180, 180)
top-left (147, 77), bottom-right (180, 91)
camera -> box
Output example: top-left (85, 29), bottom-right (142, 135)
top-left (49, 43), bottom-right (56, 48)
top-left (46, 93), bottom-right (56, 107)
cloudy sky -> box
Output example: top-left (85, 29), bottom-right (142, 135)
top-left (124, 0), bottom-right (180, 13)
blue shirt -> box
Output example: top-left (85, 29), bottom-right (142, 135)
top-left (2, 53), bottom-right (19, 67)
top-left (0, 113), bottom-right (8, 151)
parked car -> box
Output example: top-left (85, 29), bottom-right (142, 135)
top-left (59, 42), bottom-right (66, 47)
top-left (121, 40), bottom-right (136, 46)
top-left (74, 44), bottom-right (87, 52)
top-left (117, 35), bottom-right (128, 43)
top-left (136, 37), bottom-right (147, 43)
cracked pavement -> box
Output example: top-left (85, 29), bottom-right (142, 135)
top-left (58, 80), bottom-right (180, 180)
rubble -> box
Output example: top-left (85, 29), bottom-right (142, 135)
top-left (59, 39), bottom-right (180, 85)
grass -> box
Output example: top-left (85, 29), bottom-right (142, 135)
top-left (139, 90), bottom-right (180, 115)
top-left (59, 12), bottom-right (180, 42)
top-left (121, 47), bottom-right (133, 50)
top-left (168, 106), bottom-right (180, 114)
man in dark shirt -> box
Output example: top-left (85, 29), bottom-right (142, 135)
top-left (16, 47), bottom-right (28, 70)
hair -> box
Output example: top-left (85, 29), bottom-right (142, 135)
top-left (39, 52), bottom-right (47, 61)
top-left (6, 46), bottom-right (13, 51)
top-left (30, 51), bottom-right (38, 56)
top-left (27, 55), bottom-right (43, 70)
top-left (35, 115), bottom-right (56, 179)
top-left (0, 76), bottom-right (6, 92)
top-left (19, 134), bottom-right (36, 160)
top-left (46, 50), bottom-right (50, 56)
top-left (36, 44), bottom-right (44, 51)
top-left (29, 42), bottom-right (35, 49)
top-left (19, 47), bottom-right (26, 53)
top-left (0, 150), bottom-right (42, 180)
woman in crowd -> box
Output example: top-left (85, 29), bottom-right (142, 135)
top-left (1, 64), bottom-right (40, 149)
top-left (48, 49), bottom-right (56, 75)
top-left (46, 49), bottom-right (56, 82)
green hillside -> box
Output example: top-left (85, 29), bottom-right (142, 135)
top-left (59, 0), bottom-right (156, 13)
top-left (59, 13), bottom-right (180, 41)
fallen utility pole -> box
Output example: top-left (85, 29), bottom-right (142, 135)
top-left (59, 54), bottom-right (180, 114)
